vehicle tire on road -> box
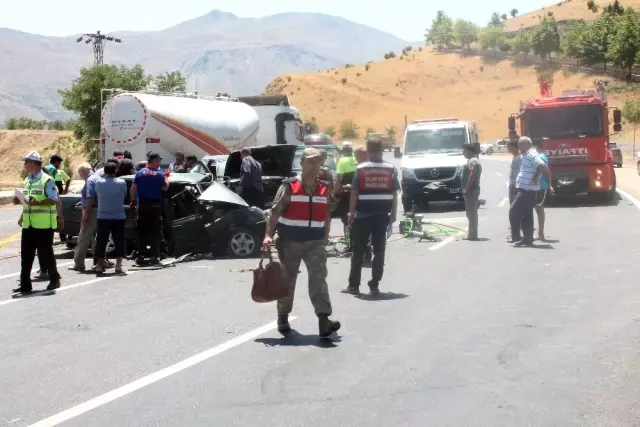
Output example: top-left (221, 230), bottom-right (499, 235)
top-left (637, 161), bottom-right (640, 176)
top-left (486, 148), bottom-right (494, 155)
top-left (227, 226), bottom-right (260, 258)
top-left (402, 196), bottom-right (413, 213)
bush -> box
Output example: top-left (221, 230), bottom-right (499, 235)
top-left (341, 77), bottom-right (348, 84)
top-left (324, 126), bottom-right (336, 138)
top-left (339, 120), bottom-right (359, 139)
top-left (365, 64), bottom-right (371, 71)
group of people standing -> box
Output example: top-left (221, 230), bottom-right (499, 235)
top-left (262, 140), bottom-right (399, 337)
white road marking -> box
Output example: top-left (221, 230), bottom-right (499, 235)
top-left (0, 261), bottom-right (73, 281)
top-left (497, 197), bottom-right (509, 208)
top-left (496, 172), bottom-right (503, 177)
top-left (27, 319), bottom-right (294, 427)
top-left (428, 229), bottom-right (467, 251)
top-left (0, 271), bottom-right (137, 307)
top-left (617, 188), bottom-right (640, 210)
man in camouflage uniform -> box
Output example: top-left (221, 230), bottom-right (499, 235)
top-left (263, 147), bottom-right (341, 337)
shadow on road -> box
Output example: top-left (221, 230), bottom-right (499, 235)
top-left (356, 292), bottom-right (410, 301)
top-left (255, 331), bottom-right (341, 349)
top-left (513, 243), bottom-right (555, 250)
top-left (11, 289), bottom-right (56, 299)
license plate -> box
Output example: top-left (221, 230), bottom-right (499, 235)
top-left (448, 188), bottom-right (462, 193)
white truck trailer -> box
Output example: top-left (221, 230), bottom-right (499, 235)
top-left (99, 90), bottom-right (304, 164)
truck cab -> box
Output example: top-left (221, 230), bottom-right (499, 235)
top-left (398, 118), bottom-right (480, 212)
top-left (508, 88), bottom-right (622, 201)
top-left (237, 95), bottom-right (305, 146)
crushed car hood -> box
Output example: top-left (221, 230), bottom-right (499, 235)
top-left (198, 181), bottom-right (249, 207)
top-left (224, 145), bottom-right (298, 179)
top-left (401, 153), bottom-right (467, 169)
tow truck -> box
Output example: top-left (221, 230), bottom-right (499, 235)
top-left (508, 86), bottom-right (622, 202)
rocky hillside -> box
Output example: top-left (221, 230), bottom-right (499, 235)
top-left (0, 10), bottom-right (407, 124)
top-left (265, 47), bottom-right (621, 142)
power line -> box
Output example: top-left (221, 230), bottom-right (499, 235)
top-left (76, 31), bottom-right (122, 66)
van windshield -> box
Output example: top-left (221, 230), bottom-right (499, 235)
top-left (293, 150), bottom-right (338, 172)
top-left (404, 127), bottom-right (468, 154)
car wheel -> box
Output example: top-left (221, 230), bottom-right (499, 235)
top-left (227, 227), bottom-right (259, 258)
top-left (66, 242), bottom-right (76, 250)
top-left (486, 148), bottom-right (494, 155)
top-left (402, 196), bottom-right (413, 213)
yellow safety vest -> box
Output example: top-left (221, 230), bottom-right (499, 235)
top-left (22, 173), bottom-right (57, 229)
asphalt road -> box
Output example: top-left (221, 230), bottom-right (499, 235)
top-left (1, 154), bottom-right (640, 426)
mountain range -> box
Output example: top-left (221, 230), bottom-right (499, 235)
top-left (0, 10), bottom-right (408, 124)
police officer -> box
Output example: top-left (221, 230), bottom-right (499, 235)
top-left (263, 147), bottom-right (341, 337)
top-left (334, 144), bottom-right (358, 251)
top-left (14, 151), bottom-right (61, 294)
top-left (343, 140), bottom-right (399, 296)
top-left (129, 152), bottom-right (168, 264)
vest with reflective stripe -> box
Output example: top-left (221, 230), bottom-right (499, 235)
top-left (22, 173), bottom-right (57, 229)
top-left (355, 161), bottom-right (395, 214)
top-left (277, 178), bottom-right (328, 241)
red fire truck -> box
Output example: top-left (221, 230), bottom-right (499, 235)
top-left (508, 86), bottom-right (622, 202)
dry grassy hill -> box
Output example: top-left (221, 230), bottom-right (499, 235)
top-left (504, 0), bottom-right (640, 32)
top-left (0, 130), bottom-right (83, 188)
top-left (266, 48), bottom-right (632, 144)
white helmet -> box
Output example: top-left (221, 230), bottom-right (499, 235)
top-left (341, 141), bottom-right (353, 149)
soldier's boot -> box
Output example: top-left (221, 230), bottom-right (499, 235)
top-left (277, 315), bottom-right (291, 333)
top-left (340, 286), bottom-right (360, 295)
top-left (368, 280), bottom-right (380, 296)
top-left (318, 314), bottom-right (341, 338)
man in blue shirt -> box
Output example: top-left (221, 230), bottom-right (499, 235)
top-left (532, 139), bottom-right (553, 241)
top-left (94, 162), bottom-right (127, 274)
top-left (130, 152), bottom-right (168, 264)
top-left (343, 140), bottom-right (400, 296)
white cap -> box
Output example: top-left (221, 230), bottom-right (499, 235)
top-left (341, 141), bottom-right (353, 148)
top-left (21, 151), bottom-right (42, 162)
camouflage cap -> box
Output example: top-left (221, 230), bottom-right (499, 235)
top-left (301, 147), bottom-right (322, 160)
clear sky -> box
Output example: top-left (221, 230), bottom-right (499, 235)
top-left (2, 0), bottom-right (553, 41)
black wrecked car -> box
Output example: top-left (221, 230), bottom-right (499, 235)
top-left (60, 172), bottom-right (266, 258)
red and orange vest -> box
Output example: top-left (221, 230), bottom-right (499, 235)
top-left (277, 178), bottom-right (329, 241)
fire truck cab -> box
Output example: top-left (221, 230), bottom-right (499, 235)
top-left (508, 88), bottom-right (622, 202)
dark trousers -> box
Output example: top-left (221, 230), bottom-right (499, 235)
top-left (137, 201), bottom-right (162, 259)
top-left (348, 214), bottom-right (389, 288)
top-left (509, 188), bottom-right (536, 242)
top-left (20, 227), bottom-right (59, 290)
top-left (242, 187), bottom-right (265, 209)
top-left (95, 219), bottom-right (126, 258)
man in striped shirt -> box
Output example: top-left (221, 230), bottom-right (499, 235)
top-left (508, 137), bottom-right (552, 246)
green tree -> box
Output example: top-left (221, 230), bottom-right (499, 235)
top-left (59, 64), bottom-right (150, 161)
top-left (425, 11), bottom-right (454, 49)
top-left (587, 0), bottom-right (599, 13)
top-left (489, 12), bottom-right (502, 26)
top-left (608, 8), bottom-right (640, 76)
top-left (324, 126), bottom-right (336, 138)
top-left (512, 29), bottom-right (532, 55)
top-left (479, 25), bottom-right (504, 52)
top-left (154, 71), bottom-right (187, 93)
top-left (501, 13), bottom-right (508, 21)
top-left (623, 99), bottom-right (640, 157)
top-left (454, 19), bottom-right (478, 50)
top-left (365, 126), bottom-right (376, 135)
top-left (561, 20), bottom-right (587, 60)
top-left (531, 15), bottom-right (560, 61)
top-left (581, 13), bottom-right (616, 71)
top-left (4, 118), bottom-right (17, 130)
top-left (603, 0), bottom-right (625, 15)
top-left (339, 120), bottom-right (359, 139)
top-left (511, 9), bottom-right (519, 18)
top-left (386, 125), bottom-right (397, 138)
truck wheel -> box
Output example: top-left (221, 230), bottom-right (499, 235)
top-left (602, 173), bottom-right (617, 204)
top-left (227, 227), bottom-right (259, 258)
top-left (402, 196), bottom-right (413, 213)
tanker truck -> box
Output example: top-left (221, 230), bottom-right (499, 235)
top-left (99, 90), bottom-right (304, 164)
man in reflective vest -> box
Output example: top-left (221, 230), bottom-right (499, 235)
top-left (343, 140), bottom-right (399, 296)
top-left (14, 151), bottom-right (61, 294)
top-left (263, 147), bottom-right (341, 337)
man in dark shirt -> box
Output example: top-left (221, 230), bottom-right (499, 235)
top-left (239, 148), bottom-right (264, 208)
top-left (116, 150), bottom-right (136, 177)
top-left (130, 152), bottom-right (168, 264)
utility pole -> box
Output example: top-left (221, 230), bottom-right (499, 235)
top-left (76, 31), bottom-right (122, 66)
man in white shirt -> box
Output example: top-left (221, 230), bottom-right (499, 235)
top-left (508, 137), bottom-right (552, 246)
